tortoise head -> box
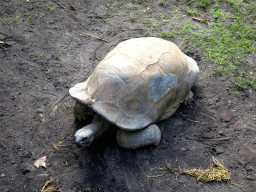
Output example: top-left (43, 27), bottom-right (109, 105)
top-left (75, 127), bottom-right (94, 148)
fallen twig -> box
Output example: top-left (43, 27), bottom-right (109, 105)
top-left (56, 2), bottom-right (68, 11)
top-left (186, 119), bottom-right (199, 123)
top-left (80, 32), bottom-right (109, 42)
top-left (199, 137), bottom-right (230, 141)
top-left (147, 174), bottom-right (165, 178)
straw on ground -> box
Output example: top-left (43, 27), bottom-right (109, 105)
top-left (182, 157), bottom-right (230, 182)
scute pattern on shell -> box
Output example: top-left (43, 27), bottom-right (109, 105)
top-left (69, 37), bottom-right (198, 130)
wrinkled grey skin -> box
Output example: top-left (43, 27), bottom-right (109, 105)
top-left (75, 112), bottom-right (110, 147)
top-left (116, 124), bottom-right (161, 149)
top-left (74, 103), bottom-right (162, 148)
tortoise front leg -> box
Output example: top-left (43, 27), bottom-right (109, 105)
top-left (116, 124), bottom-right (161, 149)
top-left (75, 114), bottom-right (111, 147)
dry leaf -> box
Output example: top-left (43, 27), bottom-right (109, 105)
top-left (34, 156), bottom-right (47, 168)
top-left (1, 173), bottom-right (5, 177)
top-left (0, 41), bottom-right (3, 44)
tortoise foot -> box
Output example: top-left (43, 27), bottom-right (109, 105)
top-left (116, 124), bottom-right (161, 149)
top-left (183, 90), bottom-right (193, 105)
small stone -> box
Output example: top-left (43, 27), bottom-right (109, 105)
top-left (246, 176), bottom-right (255, 180)
top-left (219, 130), bottom-right (225, 136)
top-left (245, 165), bottom-right (254, 171)
top-left (214, 147), bottom-right (224, 154)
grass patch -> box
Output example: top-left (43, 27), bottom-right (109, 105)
top-left (187, 0), bottom-right (210, 8)
top-left (105, 7), bottom-right (109, 14)
top-left (124, 4), bottom-right (132, 12)
top-left (107, 20), bottom-right (115, 26)
top-left (30, 51), bottom-right (38, 56)
top-left (55, 50), bottom-right (61, 56)
top-left (47, 67), bottom-right (52, 72)
top-left (210, 2), bottom-right (224, 18)
top-left (184, 1), bottom-right (256, 90)
top-left (187, 9), bottom-right (198, 15)
top-left (143, 18), bottom-right (152, 26)
top-left (152, 23), bottom-right (160, 30)
top-left (161, 32), bottom-right (174, 38)
top-left (146, 9), bottom-right (152, 13)
top-left (159, 0), bottom-right (165, 4)
top-left (126, 24), bottom-right (131, 30)
top-left (180, 22), bottom-right (192, 35)
top-left (52, 24), bottom-right (57, 29)
top-left (154, 13), bottom-right (164, 19)
top-left (13, 16), bottom-right (18, 22)
top-left (143, 32), bottom-right (151, 37)
top-left (47, 5), bottom-right (56, 12)
top-left (4, 66), bottom-right (8, 72)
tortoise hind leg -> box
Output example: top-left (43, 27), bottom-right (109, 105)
top-left (74, 102), bottom-right (95, 121)
top-left (183, 90), bottom-right (193, 105)
top-left (116, 124), bottom-right (161, 149)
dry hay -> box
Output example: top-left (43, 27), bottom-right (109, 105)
top-left (182, 157), bottom-right (231, 182)
top-left (41, 177), bottom-right (56, 192)
top-left (147, 160), bottom-right (178, 178)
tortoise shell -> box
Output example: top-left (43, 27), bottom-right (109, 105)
top-left (69, 37), bottom-right (199, 131)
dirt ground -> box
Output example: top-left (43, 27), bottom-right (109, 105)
top-left (0, 0), bottom-right (256, 191)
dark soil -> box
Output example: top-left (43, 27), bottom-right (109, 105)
top-left (0, 0), bottom-right (256, 191)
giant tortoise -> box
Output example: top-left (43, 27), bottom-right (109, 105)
top-left (69, 37), bottom-right (199, 149)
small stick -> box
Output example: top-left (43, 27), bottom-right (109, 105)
top-left (147, 174), bottom-right (165, 178)
top-left (56, 2), bottom-right (68, 11)
top-left (186, 119), bottom-right (199, 123)
top-left (80, 32), bottom-right (109, 42)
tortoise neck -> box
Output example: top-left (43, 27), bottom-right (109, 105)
top-left (91, 114), bottom-right (111, 140)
